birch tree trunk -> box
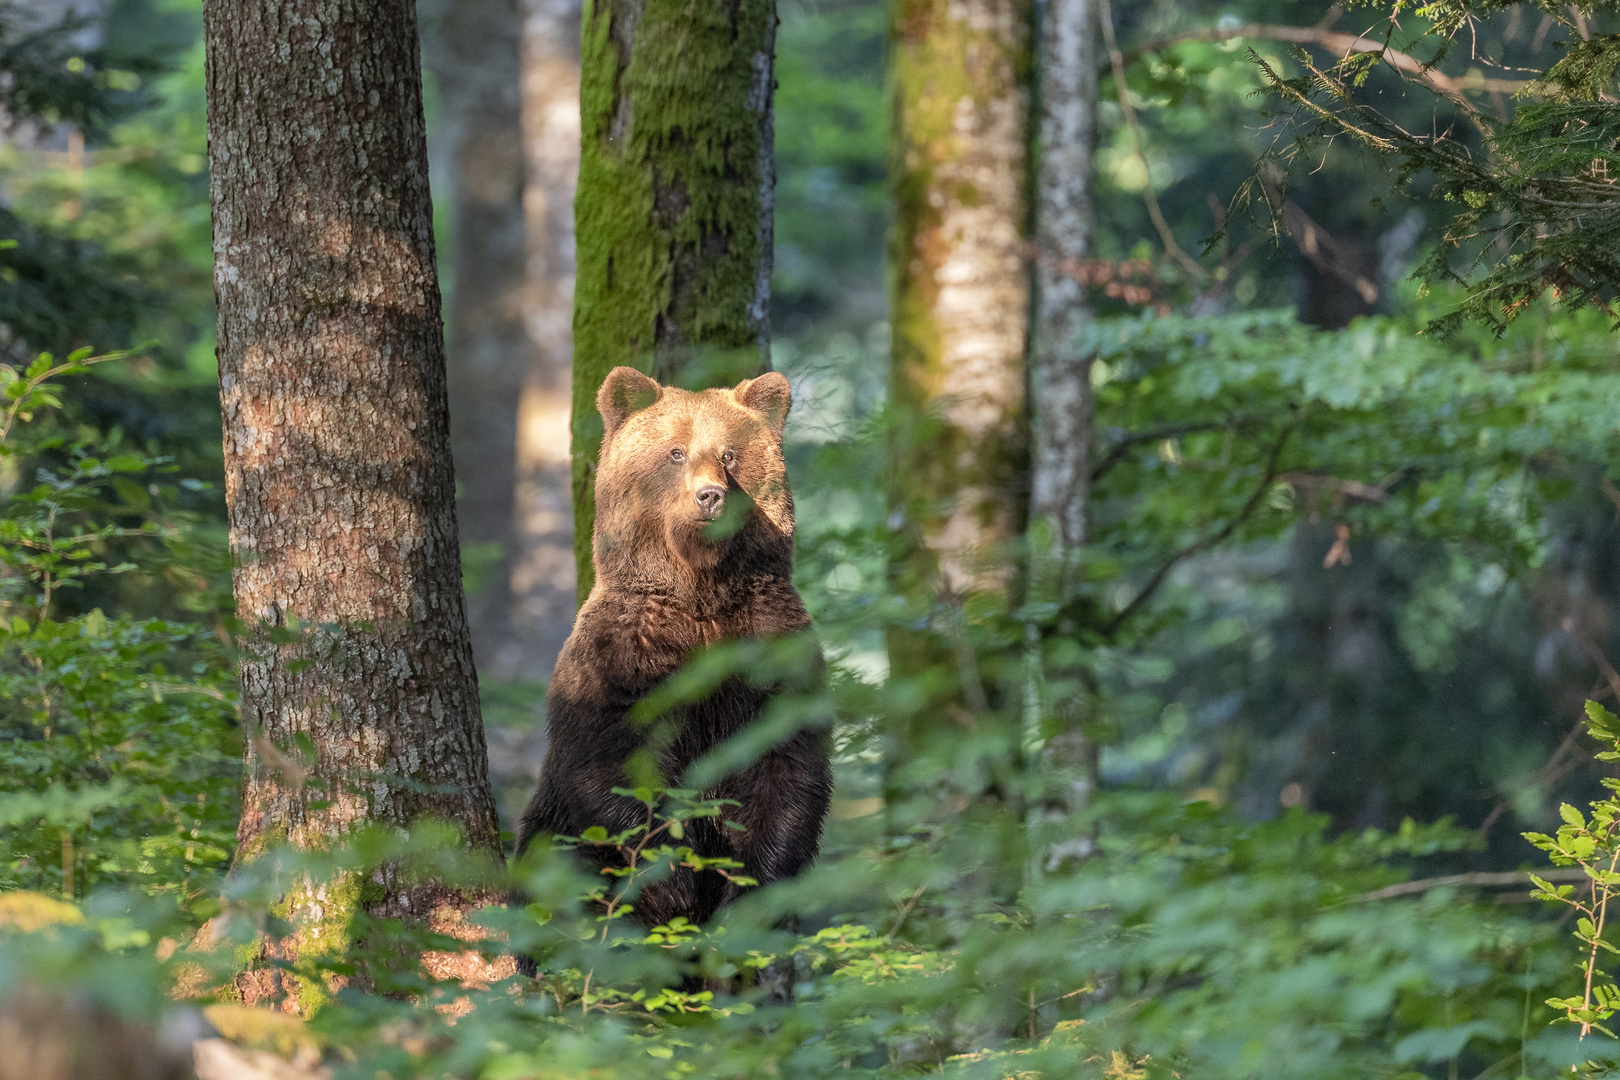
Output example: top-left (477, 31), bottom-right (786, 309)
top-left (1029, 0), bottom-right (1099, 851)
top-left (569, 0), bottom-right (777, 596)
top-left (509, 0), bottom-right (582, 677)
top-left (1029, 0), bottom-right (1096, 590)
top-left (888, 0), bottom-right (1032, 605)
top-left (205, 0), bottom-right (501, 945)
top-left (423, 0), bottom-right (533, 679)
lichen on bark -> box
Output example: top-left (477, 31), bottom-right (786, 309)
top-left (569, 0), bottom-right (778, 597)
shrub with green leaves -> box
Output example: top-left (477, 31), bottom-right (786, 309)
top-left (7, 307), bottom-right (1620, 1080)
top-left (0, 351), bottom-right (236, 910)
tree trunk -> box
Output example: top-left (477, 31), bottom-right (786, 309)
top-left (205, 0), bottom-right (501, 936)
top-left (509, 0), bottom-right (583, 678)
top-left (569, 0), bottom-right (777, 597)
top-left (1028, 0), bottom-right (1099, 854)
top-left (1030, 0), bottom-right (1096, 588)
top-left (422, 0), bottom-right (534, 680)
top-left (888, 0), bottom-right (1032, 605)
top-left (884, 0), bottom-right (1032, 831)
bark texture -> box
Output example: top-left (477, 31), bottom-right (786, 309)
top-left (205, 0), bottom-right (501, 862)
top-left (1029, 0), bottom-right (1100, 851)
top-left (422, 0), bottom-right (534, 678)
top-left (889, 0), bottom-right (1032, 600)
top-left (570, 0), bottom-right (777, 597)
top-left (509, 0), bottom-right (583, 678)
top-left (1029, 0), bottom-right (1096, 596)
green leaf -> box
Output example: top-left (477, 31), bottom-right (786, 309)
top-left (1587, 699), bottom-right (1620, 738)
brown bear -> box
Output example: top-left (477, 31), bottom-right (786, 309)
top-left (514, 366), bottom-right (832, 930)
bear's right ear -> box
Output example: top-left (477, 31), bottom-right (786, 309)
top-left (597, 367), bottom-right (661, 439)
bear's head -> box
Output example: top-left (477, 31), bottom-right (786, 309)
top-left (592, 366), bottom-right (795, 586)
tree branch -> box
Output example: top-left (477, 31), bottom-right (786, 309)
top-left (1564, 616), bottom-right (1620, 703)
top-left (1103, 424), bottom-right (1294, 638)
top-left (1098, 0), bottom-right (1207, 279)
top-left (1091, 415), bottom-right (1270, 482)
top-left (1358, 867), bottom-right (1588, 903)
top-left (1118, 22), bottom-right (1530, 105)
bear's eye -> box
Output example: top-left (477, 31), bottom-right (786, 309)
top-left (669, 448), bottom-right (686, 463)
top-left (721, 450), bottom-right (736, 467)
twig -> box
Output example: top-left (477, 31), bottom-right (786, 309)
top-left (0, 352), bottom-right (125, 445)
top-left (1103, 424), bottom-right (1294, 638)
top-left (1478, 697), bottom-right (1598, 840)
top-left (1358, 867), bottom-right (1589, 902)
top-left (1118, 22), bottom-right (1529, 103)
top-left (1255, 164), bottom-right (1382, 305)
top-left (885, 885), bottom-right (928, 943)
top-left (1277, 471), bottom-right (1398, 505)
top-left (1092, 415), bottom-right (1270, 482)
top-left (1580, 850), bottom-right (1620, 1035)
top-left (1098, 0), bottom-right (1207, 279)
top-left (1564, 616), bottom-right (1620, 704)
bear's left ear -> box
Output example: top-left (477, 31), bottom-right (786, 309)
top-left (733, 371), bottom-right (791, 438)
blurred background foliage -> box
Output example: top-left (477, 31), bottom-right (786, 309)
top-left (4, 0), bottom-right (1620, 1076)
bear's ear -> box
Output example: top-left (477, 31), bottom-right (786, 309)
top-left (597, 367), bottom-right (661, 439)
top-left (733, 371), bottom-right (791, 438)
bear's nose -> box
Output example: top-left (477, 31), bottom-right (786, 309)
top-left (695, 484), bottom-right (725, 518)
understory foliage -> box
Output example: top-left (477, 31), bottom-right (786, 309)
top-left (0, 352), bottom-right (236, 910)
top-left (7, 303), bottom-right (1620, 1077)
top-left (7, 1), bottom-right (1620, 1074)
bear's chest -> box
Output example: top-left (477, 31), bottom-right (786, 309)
top-left (631, 592), bottom-right (756, 660)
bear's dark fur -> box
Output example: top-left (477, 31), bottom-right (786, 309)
top-left (515, 366), bottom-right (832, 929)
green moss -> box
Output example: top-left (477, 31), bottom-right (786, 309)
top-left (227, 828), bottom-right (362, 1015)
top-left (277, 870), bottom-right (363, 1015)
top-left (231, 823), bottom-right (287, 870)
top-left (571, 0), bottom-right (777, 597)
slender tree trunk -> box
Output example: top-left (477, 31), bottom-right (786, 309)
top-left (888, 0), bottom-right (1032, 606)
top-left (422, 0), bottom-right (533, 679)
top-left (509, 0), bottom-right (583, 678)
top-left (1029, 0), bottom-right (1099, 853)
top-left (1030, 0), bottom-right (1095, 586)
top-left (205, 0), bottom-right (502, 974)
top-left (569, 0), bottom-right (777, 596)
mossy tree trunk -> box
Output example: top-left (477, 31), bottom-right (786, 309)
top-left (510, 0), bottom-right (584, 677)
top-left (888, 0), bottom-right (1033, 612)
top-left (422, 0), bottom-right (533, 679)
top-left (205, 0), bottom-right (503, 1001)
top-left (569, 0), bottom-right (777, 597)
top-left (885, 0), bottom-right (1033, 768)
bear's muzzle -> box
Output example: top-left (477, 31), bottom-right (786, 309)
top-left (695, 484), bottom-right (726, 519)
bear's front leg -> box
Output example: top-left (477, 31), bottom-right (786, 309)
top-left (712, 728), bottom-right (832, 905)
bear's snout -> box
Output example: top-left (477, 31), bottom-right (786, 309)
top-left (695, 484), bottom-right (726, 519)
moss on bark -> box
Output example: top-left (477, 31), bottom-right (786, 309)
top-left (570, 0), bottom-right (778, 596)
